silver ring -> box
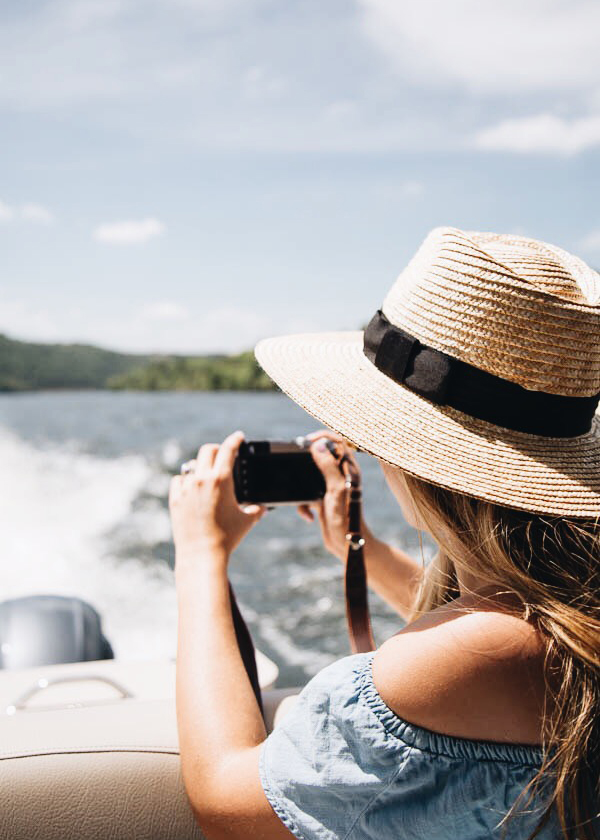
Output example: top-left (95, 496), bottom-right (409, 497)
top-left (180, 460), bottom-right (196, 475)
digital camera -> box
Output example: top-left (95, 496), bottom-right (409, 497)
top-left (233, 439), bottom-right (326, 506)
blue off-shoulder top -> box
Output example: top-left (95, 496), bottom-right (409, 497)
top-left (259, 652), bottom-right (559, 840)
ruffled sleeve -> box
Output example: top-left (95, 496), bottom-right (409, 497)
top-left (259, 651), bottom-right (553, 840)
top-left (259, 652), bottom-right (412, 840)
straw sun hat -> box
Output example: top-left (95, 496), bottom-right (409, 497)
top-left (254, 227), bottom-right (600, 517)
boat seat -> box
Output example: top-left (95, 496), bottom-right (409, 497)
top-left (0, 656), bottom-right (296, 839)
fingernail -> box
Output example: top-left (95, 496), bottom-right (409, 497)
top-left (316, 439), bottom-right (327, 451)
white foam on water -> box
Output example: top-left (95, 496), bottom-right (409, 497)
top-left (0, 428), bottom-right (178, 661)
top-left (161, 439), bottom-right (183, 470)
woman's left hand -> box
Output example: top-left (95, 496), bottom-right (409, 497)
top-left (169, 430), bottom-right (267, 564)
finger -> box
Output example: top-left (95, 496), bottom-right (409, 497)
top-left (213, 429), bottom-right (245, 475)
top-left (307, 430), bottom-right (358, 465)
top-left (196, 444), bottom-right (219, 471)
top-left (305, 429), bottom-right (359, 454)
top-left (297, 503), bottom-right (314, 523)
top-left (180, 458), bottom-right (196, 475)
top-left (309, 439), bottom-right (348, 486)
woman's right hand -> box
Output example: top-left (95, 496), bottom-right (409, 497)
top-left (298, 430), bottom-right (371, 562)
top-left (300, 430), bottom-right (424, 620)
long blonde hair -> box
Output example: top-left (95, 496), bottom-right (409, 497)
top-left (400, 470), bottom-right (600, 840)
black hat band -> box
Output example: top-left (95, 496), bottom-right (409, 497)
top-left (363, 309), bottom-right (600, 438)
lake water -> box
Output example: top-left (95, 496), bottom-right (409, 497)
top-left (0, 391), bottom-right (435, 686)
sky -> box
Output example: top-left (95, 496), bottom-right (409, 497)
top-left (1, 0), bottom-right (599, 354)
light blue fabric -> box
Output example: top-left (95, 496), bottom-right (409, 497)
top-left (259, 652), bottom-right (559, 839)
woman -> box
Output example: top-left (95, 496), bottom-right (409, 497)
top-left (170, 227), bottom-right (600, 839)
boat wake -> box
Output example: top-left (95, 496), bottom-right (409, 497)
top-left (0, 427), bottom-right (177, 661)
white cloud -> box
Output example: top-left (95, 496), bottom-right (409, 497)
top-left (20, 203), bottom-right (55, 224)
top-left (138, 301), bottom-right (189, 321)
top-left (359, 0), bottom-right (600, 95)
top-left (580, 230), bottom-right (600, 254)
top-left (93, 218), bottom-right (166, 245)
top-left (473, 113), bottom-right (600, 155)
top-left (0, 200), bottom-right (55, 224)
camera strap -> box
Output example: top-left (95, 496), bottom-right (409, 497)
top-left (228, 581), bottom-right (265, 719)
top-left (337, 452), bottom-right (376, 654)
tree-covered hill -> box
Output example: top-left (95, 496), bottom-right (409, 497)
top-left (0, 333), bottom-right (276, 391)
top-left (107, 352), bottom-right (275, 391)
top-left (0, 334), bottom-right (155, 390)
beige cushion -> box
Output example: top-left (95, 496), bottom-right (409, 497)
top-left (0, 696), bottom-right (203, 840)
top-left (0, 657), bottom-right (291, 839)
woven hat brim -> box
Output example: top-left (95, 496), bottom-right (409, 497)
top-left (255, 331), bottom-right (600, 517)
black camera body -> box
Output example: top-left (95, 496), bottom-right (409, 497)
top-left (233, 440), bottom-right (326, 506)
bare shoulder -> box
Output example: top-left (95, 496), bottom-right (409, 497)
top-left (372, 593), bottom-right (548, 745)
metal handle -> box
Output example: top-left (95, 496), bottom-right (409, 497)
top-left (5, 674), bottom-right (133, 715)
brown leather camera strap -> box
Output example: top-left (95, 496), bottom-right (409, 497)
top-left (337, 451), bottom-right (376, 654)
